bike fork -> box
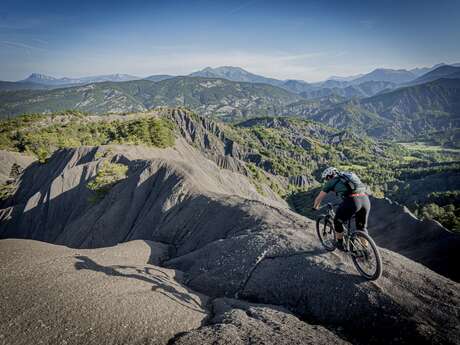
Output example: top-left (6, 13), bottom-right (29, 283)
top-left (342, 236), bottom-right (349, 252)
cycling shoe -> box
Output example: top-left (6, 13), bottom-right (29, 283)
top-left (335, 240), bottom-right (345, 251)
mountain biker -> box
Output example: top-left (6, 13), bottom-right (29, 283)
top-left (313, 167), bottom-right (370, 251)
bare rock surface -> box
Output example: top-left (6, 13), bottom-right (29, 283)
top-left (0, 239), bottom-right (208, 345)
top-left (240, 246), bottom-right (460, 345)
top-left (172, 298), bottom-right (351, 345)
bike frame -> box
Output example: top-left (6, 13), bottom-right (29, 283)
top-left (322, 203), bottom-right (358, 252)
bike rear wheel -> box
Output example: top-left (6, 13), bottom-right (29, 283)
top-left (316, 216), bottom-right (336, 251)
top-left (350, 231), bottom-right (382, 280)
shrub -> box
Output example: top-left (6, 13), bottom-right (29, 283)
top-left (0, 183), bottom-right (15, 201)
top-left (246, 163), bottom-right (268, 195)
top-left (1, 115), bottom-right (176, 159)
top-left (417, 202), bottom-right (460, 232)
top-left (87, 161), bottom-right (128, 203)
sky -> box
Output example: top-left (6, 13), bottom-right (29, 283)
top-left (0, 0), bottom-right (459, 82)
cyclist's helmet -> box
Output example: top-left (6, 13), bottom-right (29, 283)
top-left (321, 167), bottom-right (338, 180)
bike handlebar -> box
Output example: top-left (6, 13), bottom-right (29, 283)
top-left (312, 202), bottom-right (341, 212)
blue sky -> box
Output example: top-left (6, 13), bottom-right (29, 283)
top-left (1, 0), bottom-right (459, 81)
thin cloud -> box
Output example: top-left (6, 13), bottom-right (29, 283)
top-left (360, 19), bottom-right (376, 29)
top-left (0, 18), bottom-right (42, 30)
top-left (151, 44), bottom-right (196, 51)
top-left (228, 0), bottom-right (259, 15)
top-left (2, 48), bottom-right (357, 82)
top-left (275, 52), bottom-right (326, 62)
top-left (0, 40), bottom-right (49, 58)
top-left (0, 40), bottom-right (47, 51)
top-left (31, 38), bottom-right (49, 46)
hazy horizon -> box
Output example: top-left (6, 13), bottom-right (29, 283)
top-left (1, 0), bottom-right (460, 82)
top-left (5, 61), bottom-right (460, 84)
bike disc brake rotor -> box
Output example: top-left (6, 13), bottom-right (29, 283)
top-left (323, 227), bottom-right (334, 246)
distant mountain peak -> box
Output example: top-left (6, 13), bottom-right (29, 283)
top-left (193, 66), bottom-right (252, 75)
top-left (25, 73), bottom-right (57, 81)
top-left (19, 73), bottom-right (140, 86)
top-left (215, 66), bottom-right (247, 72)
top-left (371, 68), bottom-right (409, 73)
top-left (201, 66), bottom-right (215, 72)
top-left (409, 65), bottom-right (460, 85)
top-left (328, 74), bottom-right (364, 82)
top-left (189, 66), bottom-right (284, 87)
top-left (351, 68), bottom-right (417, 84)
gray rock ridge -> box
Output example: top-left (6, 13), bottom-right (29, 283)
top-left (368, 197), bottom-right (460, 282)
top-left (288, 175), bottom-right (315, 188)
top-left (1, 136), bottom-right (459, 344)
top-left (0, 142), bottom-right (286, 247)
top-left (171, 298), bottom-right (351, 345)
top-left (143, 109), bottom-right (292, 193)
top-left (168, 109), bottom-right (287, 189)
top-left (167, 108), bottom-right (247, 175)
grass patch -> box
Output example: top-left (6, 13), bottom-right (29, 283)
top-left (398, 142), bottom-right (460, 153)
top-left (337, 164), bottom-right (367, 171)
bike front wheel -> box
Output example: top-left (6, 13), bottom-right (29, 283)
top-left (349, 231), bottom-right (382, 281)
top-left (316, 216), bottom-right (336, 251)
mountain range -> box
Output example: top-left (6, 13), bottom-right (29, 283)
top-left (22, 72), bottom-right (141, 86)
top-left (184, 66), bottom-right (414, 93)
top-left (1, 63), bottom-right (460, 140)
top-left (310, 78), bottom-right (460, 138)
top-left (3, 62), bottom-right (460, 92)
top-left (0, 73), bottom-right (143, 91)
top-left (347, 68), bottom-right (416, 84)
top-left (409, 62), bottom-right (460, 77)
top-left (0, 77), bottom-right (303, 119)
top-left (408, 65), bottom-right (460, 85)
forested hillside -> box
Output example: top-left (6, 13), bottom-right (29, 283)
top-left (1, 76), bottom-right (459, 143)
top-left (1, 109), bottom-right (458, 230)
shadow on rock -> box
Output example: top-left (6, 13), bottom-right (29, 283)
top-left (74, 255), bottom-right (205, 313)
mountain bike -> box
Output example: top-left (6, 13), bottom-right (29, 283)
top-left (315, 203), bottom-right (382, 280)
